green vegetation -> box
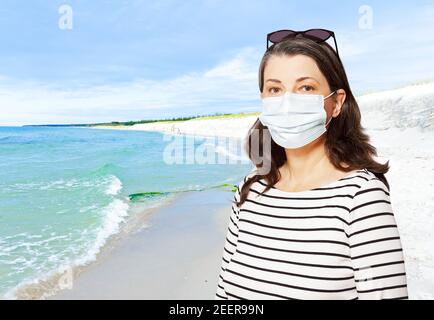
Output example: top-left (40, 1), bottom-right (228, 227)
top-left (215, 183), bottom-right (239, 192)
top-left (128, 183), bottom-right (238, 202)
top-left (188, 112), bottom-right (259, 121)
top-left (90, 111), bottom-right (260, 127)
top-left (24, 111), bottom-right (260, 128)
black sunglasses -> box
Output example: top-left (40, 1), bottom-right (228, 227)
top-left (266, 28), bottom-right (340, 59)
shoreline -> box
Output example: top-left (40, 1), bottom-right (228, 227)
top-left (49, 189), bottom-right (233, 299)
top-left (87, 115), bottom-right (258, 141)
top-left (8, 192), bottom-right (184, 300)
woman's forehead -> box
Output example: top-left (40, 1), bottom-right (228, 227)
top-left (264, 54), bottom-right (325, 84)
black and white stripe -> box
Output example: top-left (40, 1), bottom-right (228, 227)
top-left (215, 168), bottom-right (408, 300)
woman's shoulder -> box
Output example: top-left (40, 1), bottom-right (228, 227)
top-left (351, 168), bottom-right (392, 207)
top-left (236, 168), bottom-right (259, 193)
top-left (349, 169), bottom-right (395, 226)
top-left (356, 168), bottom-right (390, 193)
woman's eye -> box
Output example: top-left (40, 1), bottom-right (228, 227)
top-left (268, 87), bottom-right (281, 95)
top-left (300, 85), bottom-right (315, 92)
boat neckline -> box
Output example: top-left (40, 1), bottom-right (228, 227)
top-left (261, 169), bottom-right (367, 195)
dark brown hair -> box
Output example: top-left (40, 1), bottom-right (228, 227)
top-left (236, 35), bottom-right (390, 208)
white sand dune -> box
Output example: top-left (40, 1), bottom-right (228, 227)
top-left (96, 82), bottom-right (434, 299)
top-left (356, 83), bottom-right (434, 299)
top-left (357, 82), bottom-right (434, 130)
top-left (124, 115), bottom-right (258, 140)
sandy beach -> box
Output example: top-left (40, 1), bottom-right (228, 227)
top-left (92, 115), bottom-right (259, 142)
top-left (51, 189), bottom-right (233, 299)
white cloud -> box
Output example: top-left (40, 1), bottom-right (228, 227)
top-left (0, 47), bottom-right (263, 126)
top-left (335, 5), bottom-right (434, 93)
top-left (204, 47), bottom-right (259, 81)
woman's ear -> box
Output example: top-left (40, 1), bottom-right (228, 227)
top-left (333, 89), bottom-right (346, 116)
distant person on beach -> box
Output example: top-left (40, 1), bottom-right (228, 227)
top-left (215, 29), bottom-right (408, 300)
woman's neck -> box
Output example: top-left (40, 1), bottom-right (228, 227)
top-left (281, 136), bottom-right (331, 185)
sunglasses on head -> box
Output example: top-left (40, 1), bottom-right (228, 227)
top-left (266, 28), bottom-right (340, 59)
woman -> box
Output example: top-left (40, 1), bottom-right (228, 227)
top-left (215, 29), bottom-right (408, 300)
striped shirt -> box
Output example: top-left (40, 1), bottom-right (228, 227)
top-left (215, 168), bottom-right (408, 300)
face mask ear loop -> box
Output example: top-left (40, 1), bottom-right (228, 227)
top-left (325, 115), bottom-right (333, 127)
top-left (324, 90), bottom-right (337, 101)
top-left (324, 91), bottom-right (337, 128)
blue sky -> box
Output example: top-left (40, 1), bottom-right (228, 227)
top-left (0, 0), bottom-right (433, 125)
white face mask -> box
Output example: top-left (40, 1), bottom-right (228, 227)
top-left (258, 91), bottom-right (336, 149)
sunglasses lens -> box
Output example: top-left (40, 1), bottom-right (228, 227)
top-left (304, 29), bottom-right (332, 41)
top-left (266, 29), bottom-right (339, 58)
top-left (268, 30), bottom-right (296, 43)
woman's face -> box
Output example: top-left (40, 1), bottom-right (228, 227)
top-left (261, 54), bottom-right (342, 118)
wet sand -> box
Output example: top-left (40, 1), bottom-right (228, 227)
top-left (51, 189), bottom-right (232, 299)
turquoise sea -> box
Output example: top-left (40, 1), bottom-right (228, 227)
top-left (0, 126), bottom-right (250, 298)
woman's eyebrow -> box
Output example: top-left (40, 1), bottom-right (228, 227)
top-left (296, 76), bottom-right (319, 83)
top-left (265, 79), bottom-right (282, 83)
top-left (265, 77), bottom-right (320, 84)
